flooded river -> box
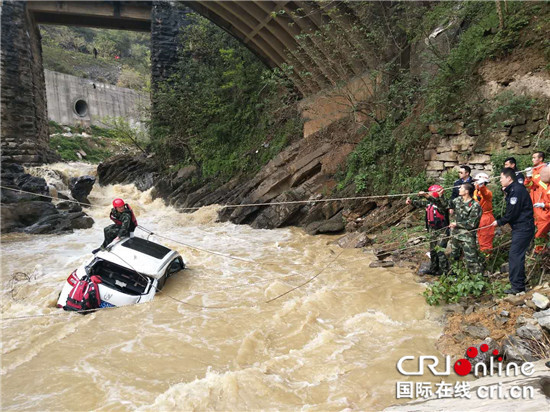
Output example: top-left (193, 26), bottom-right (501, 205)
top-left (1, 163), bottom-right (445, 410)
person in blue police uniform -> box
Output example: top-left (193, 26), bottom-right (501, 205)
top-left (491, 168), bottom-right (535, 294)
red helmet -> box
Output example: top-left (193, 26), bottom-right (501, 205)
top-left (112, 198), bottom-right (125, 208)
top-left (428, 185), bottom-right (443, 198)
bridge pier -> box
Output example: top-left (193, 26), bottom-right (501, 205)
top-left (1, 1), bottom-right (58, 164)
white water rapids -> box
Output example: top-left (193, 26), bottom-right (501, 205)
top-left (1, 162), bottom-right (446, 410)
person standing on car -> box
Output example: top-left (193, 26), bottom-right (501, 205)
top-left (92, 198), bottom-right (138, 254)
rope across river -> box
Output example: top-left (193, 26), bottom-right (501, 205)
top-left (0, 169), bottom-right (526, 321)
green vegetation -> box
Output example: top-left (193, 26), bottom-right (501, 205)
top-left (421, 1), bottom-right (543, 123)
top-left (49, 133), bottom-right (111, 163)
top-left (486, 92), bottom-right (538, 129)
top-left (40, 25), bottom-right (150, 90)
top-left (338, 1), bottom-right (549, 196)
top-left (48, 120), bottom-right (141, 163)
top-left (151, 13), bottom-right (302, 183)
top-left (100, 117), bottom-right (150, 155)
top-left (337, 69), bottom-right (431, 195)
top-left (423, 262), bottom-right (508, 306)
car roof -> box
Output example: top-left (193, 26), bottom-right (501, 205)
top-left (95, 237), bottom-right (180, 278)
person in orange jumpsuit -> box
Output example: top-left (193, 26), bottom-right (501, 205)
top-left (524, 151), bottom-right (549, 253)
top-left (473, 173), bottom-right (495, 253)
top-left (535, 182), bottom-right (550, 246)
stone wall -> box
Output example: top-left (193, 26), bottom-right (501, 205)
top-left (424, 110), bottom-right (548, 179)
top-left (45, 70), bottom-right (149, 127)
top-left (0, 1), bottom-right (57, 164)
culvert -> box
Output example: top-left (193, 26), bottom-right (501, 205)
top-left (74, 99), bottom-right (88, 117)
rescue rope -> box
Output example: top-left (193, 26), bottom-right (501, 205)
top-left (372, 223), bottom-right (497, 256)
top-left (0, 167), bottom-right (520, 212)
top-left (264, 204), bottom-right (412, 303)
top-left (106, 250), bottom-right (234, 310)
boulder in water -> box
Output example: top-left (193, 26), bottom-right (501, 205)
top-left (1, 162), bottom-right (50, 203)
top-left (56, 200), bottom-right (82, 213)
top-left (23, 211), bottom-right (93, 234)
top-left (69, 175), bottom-right (95, 206)
top-left (305, 211), bottom-right (345, 235)
top-left (1, 201), bottom-right (57, 232)
top-left (97, 154), bottom-right (158, 188)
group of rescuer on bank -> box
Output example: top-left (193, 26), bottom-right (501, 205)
top-left (407, 152), bottom-right (548, 295)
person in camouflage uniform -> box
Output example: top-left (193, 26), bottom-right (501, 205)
top-left (447, 183), bottom-right (485, 274)
top-left (92, 198), bottom-right (137, 253)
top-left (407, 185), bottom-right (449, 276)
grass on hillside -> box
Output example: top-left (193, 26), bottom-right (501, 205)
top-left (42, 45), bottom-right (121, 84)
top-left (48, 120), bottom-right (148, 163)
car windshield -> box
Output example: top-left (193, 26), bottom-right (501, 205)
top-left (91, 259), bottom-right (149, 295)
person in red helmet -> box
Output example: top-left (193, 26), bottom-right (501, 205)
top-left (406, 184), bottom-right (449, 275)
top-left (92, 198), bottom-right (138, 254)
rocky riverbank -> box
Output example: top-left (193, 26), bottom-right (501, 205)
top-left (0, 162), bottom-right (94, 234)
top-left (97, 122), bottom-right (380, 235)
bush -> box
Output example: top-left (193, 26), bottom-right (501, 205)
top-left (423, 262), bottom-right (508, 305)
top-left (49, 134), bottom-right (111, 163)
top-left (422, 1), bottom-right (541, 123)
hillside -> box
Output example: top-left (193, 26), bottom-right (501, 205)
top-left (39, 25), bottom-right (150, 90)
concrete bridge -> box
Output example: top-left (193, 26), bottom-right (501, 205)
top-left (1, 1), bottom-right (390, 164)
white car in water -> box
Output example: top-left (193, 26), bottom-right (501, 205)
top-left (57, 237), bottom-right (185, 309)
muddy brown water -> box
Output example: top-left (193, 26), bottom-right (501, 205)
top-left (1, 163), bottom-right (446, 410)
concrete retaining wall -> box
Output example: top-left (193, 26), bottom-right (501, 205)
top-left (45, 70), bottom-right (149, 127)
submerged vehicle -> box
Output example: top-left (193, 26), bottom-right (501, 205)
top-left (57, 237), bottom-right (185, 309)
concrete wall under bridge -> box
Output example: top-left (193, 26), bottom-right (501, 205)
top-left (45, 69), bottom-right (149, 128)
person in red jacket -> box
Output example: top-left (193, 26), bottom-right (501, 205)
top-left (524, 151), bottom-right (550, 252)
top-left (473, 173), bottom-right (495, 254)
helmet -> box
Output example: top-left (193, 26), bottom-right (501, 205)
top-left (428, 185), bottom-right (443, 192)
top-left (428, 185), bottom-right (443, 198)
top-left (475, 173), bottom-right (489, 184)
top-left (112, 198), bottom-right (125, 208)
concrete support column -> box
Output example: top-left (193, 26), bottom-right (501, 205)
top-left (150, 1), bottom-right (190, 129)
top-left (1, 1), bottom-right (58, 164)
top-left (150, 1), bottom-right (190, 92)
